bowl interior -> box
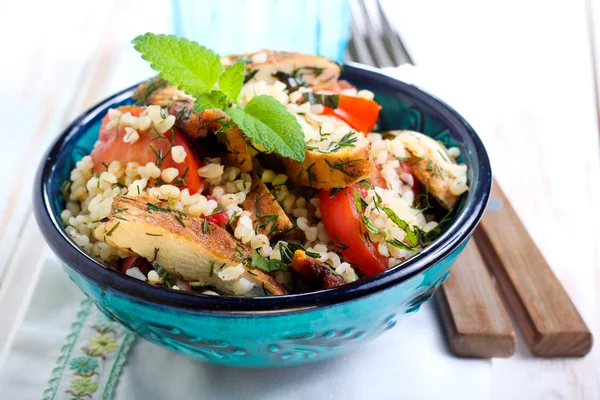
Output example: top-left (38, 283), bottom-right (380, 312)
top-left (38, 64), bottom-right (491, 311)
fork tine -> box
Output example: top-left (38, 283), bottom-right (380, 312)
top-left (358, 0), bottom-right (394, 67)
top-left (349, 0), bottom-right (376, 66)
top-left (375, 0), bottom-right (414, 65)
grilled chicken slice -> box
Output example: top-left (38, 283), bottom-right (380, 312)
top-left (222, 50), bottom-right (341, 90)
top-left (132, 77), bottom-right (189, 107)
top-left (241, 173), bottom-right (292, 238)
top-left (168, 100), bottom-right (252, 172)
top-left (283, 132), bottom-right (374, 189)
top-left (390, 130), bottom-right (469, 210)
top-left (101, 195), bottom-right (286, 296)
top-left (290, 250), bottom-right (345, 290)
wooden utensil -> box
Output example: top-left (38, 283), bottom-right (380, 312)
top-left (435, 240), bottom-right (516, 358)
top-left (474, 181), bottom-right (593, 357)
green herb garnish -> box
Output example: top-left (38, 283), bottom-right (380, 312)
top-left (251, 250), bottom-right (289, 272)
top-left (382, 207), bottom-right (418, 246)
top-left (132, 33), bottom-right (306, 162)
top-left (105, 222), bottom-right (120, 236)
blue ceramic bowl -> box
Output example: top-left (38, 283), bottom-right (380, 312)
top-left (34, 64), bottom-right (491, 368)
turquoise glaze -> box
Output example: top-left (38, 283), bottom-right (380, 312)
top-left (64, 245), bottom-right (461, 367)
top-left (34, 64), bottom-right (491, 368)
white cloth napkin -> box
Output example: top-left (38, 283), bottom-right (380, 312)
top-left (0, 67), bottom-right (493, 399)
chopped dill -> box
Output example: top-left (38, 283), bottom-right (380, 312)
top-left (105, 221), bottom-right (120, 236)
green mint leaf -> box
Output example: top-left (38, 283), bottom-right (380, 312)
top-left (132, 33), bottom-right (223, 97)
top-left (219, 61), bottom-right (245, 102)
top-left (194, 90), bottom-right (229, 112)
top-left (226, 95), bottom-right (306, 162)
top-left (251, 250), bottom-right (289, 272)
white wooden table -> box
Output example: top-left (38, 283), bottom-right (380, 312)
top-left (0, 0), bottom-right (598, 398)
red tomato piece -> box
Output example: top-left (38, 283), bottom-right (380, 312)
top-left (320, 185), bottom-right (388, 276)
top-left (204, 196), bottom-right (230, 226)
top-left (322, 82), bottom-right (381, 134)
top-left (322, 95), bottom-right (381, 134)
top-left (91, 105), bottom-right (204, 194)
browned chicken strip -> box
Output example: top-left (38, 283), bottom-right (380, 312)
top-left (388, 130), bottom-right (469, 210)
top-left (101, 195), bottom-right (286, 295)
top-left (241, 173), bottom-right (293, 238)
top-left (283, 133), bottom-right (375, 189)
top-left (132, 77), bottom-right (189, 107)
top-left (290, 250), bottom-right (345, 290)
top-left (222, 50), bottom-right (341, 90)
top-left (169, 100), bottom-right (253, 172)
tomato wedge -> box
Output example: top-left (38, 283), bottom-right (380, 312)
top-left (321, 81), bottom-right (381, 134)
top-left (320, 185), bottom-right (388, 276)
top-left (322, 95), bottom-right (381, 134)
top-left (91, 105), bottom-right (204, 194)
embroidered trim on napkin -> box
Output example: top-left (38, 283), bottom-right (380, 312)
top-left (42, 299), bottom-right (135, 400)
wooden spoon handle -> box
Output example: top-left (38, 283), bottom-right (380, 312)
top-left (475, 181), bottom-right (592, 357)
top-left (435, 240), bottom-right (516, 358)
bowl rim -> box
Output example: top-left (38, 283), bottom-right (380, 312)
top-left (34, 63), bottom-right (492, 313)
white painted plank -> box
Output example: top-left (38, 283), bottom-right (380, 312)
top-left (384, 0), bottom-right (600, 398)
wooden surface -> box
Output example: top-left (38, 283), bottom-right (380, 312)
top-left (0, 0), bottom-right (599, 398)
top-left (476, 182), bottom-right (592, 357)
top-left (435, 240), bottom-right (516, 358)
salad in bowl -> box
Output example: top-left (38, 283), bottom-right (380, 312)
top-left (60, 34), bottom-right (469, 297)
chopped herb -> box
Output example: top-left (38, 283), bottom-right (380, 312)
top-left (203, 218), bottom-right (210, 234)
top-left (361, 216), bottom-right (380, 235)
top-left (255, 214), bottom-right (279, 236)
top-left (105, 221), bottom-right (120, 236)
top-left (279, 241), bottom-right (321, 264)
top-left (360, 179), bottom-right (374, 190)
top-left (146, 202), bottom-right (187, 216)
top-left (61, 180), bottom-right (74, 194)
top-left (295, 66), bottom-right (325, 77)
top-left (386, 239), bottom-right (418, 252)
top-left (324, 158), bottom-right (362, 177)
top-left (100, 161), bottom-right (109, 170)
top-left (175, 215), bottom-right (186, 228)
top-left (437, 149), bottom-right (450, 162)
top-left (426, 159), bottom-right (433, 172)
top-left (326, 132), bottom-right (358, 153)
top-left (226, 210), bottom-right (239, 226)
top-left (382, 207), bottom-right (418, 246)
top-left (353, 187), bottom-right (362, 213)
top-left (145, 233), bottom-right (163, 236)
top-left (171, 168), bottom-right (188, 185)
top-left (302, 92), bottom-right (339, 109)
top-left (381, 131), bottom-right (396, 140)
top-left (251, 250), bottom-right (288, 272)
top-left (209, 261), bottom-right (215, 277)
top-left (329, 187), bottom-right (343, 199)
top-left (112, 206), bottom-right (128, 214)
top-left (334, 234), bottom-right (349, 250)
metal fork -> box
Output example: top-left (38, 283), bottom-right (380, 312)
top-left (346, 0), bottom-right (414, 67)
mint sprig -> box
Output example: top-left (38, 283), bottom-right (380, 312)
top-left (227, 96), bottom-right (305, 162)
top-left (218, 61), bottom-right (245, 102)
top-left (132, 33), bottom-right (306, 162)
top-left (132, 33), bottom-right (223, 96)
